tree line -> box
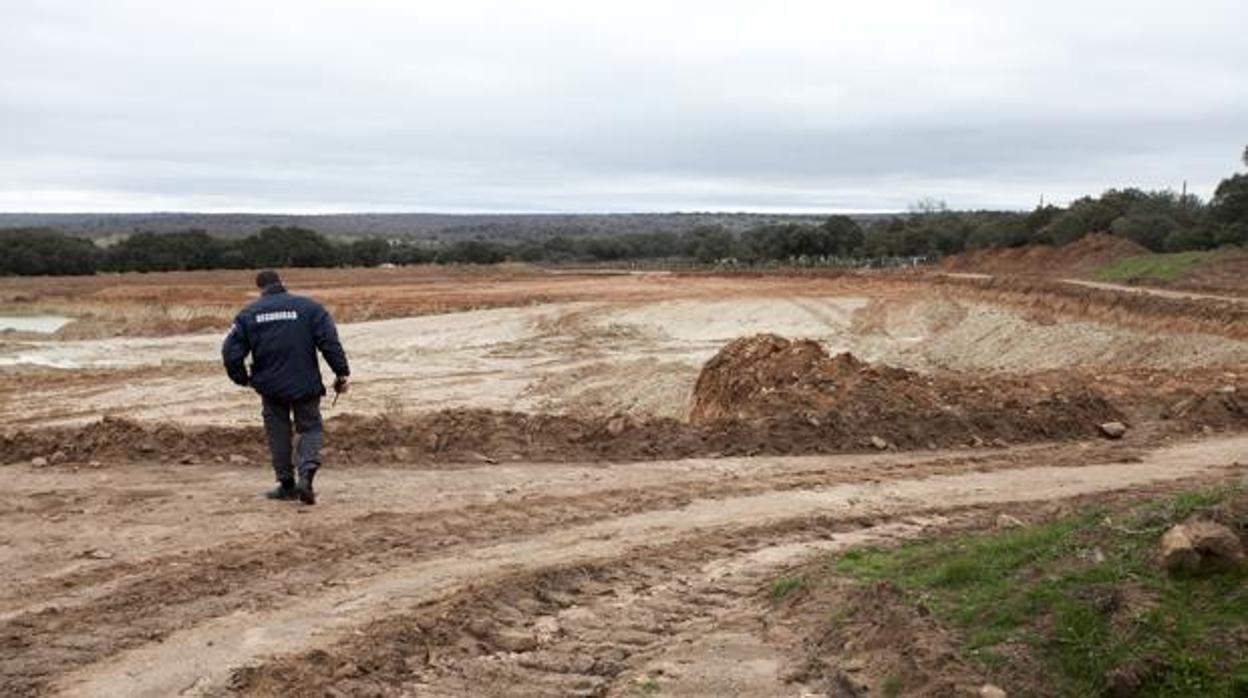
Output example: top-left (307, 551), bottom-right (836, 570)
top-left (3, 147), bottom-right (1246, 276)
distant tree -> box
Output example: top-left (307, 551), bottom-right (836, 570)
top-left (1024, 205), bottom-right (1062, 243)
top-left (240, 227), bottom-right (340, 267)
top-left (535, 236), bottom-right (579, 263)
top-left (861, 217), bottom-right (909, 257)
top-left (347, 238), bottom-right (391, 267)
top-left (1042, 189), bottom-right (1149, 246)
top-left (582, 236), bottom-right (631, 261)
top-left (1162, 225), bottom-right (1218, 252)
top-left (1216, 222), bottom-right (1248, 247)
top-left (820, 215), bottom-right (865, 255)
top-left (911, 210), bottom-right (972, 255)
top-left (683, 225), bottom-right (738, 263)
top-left (439, 239), bottom-right (507, 264)
top-left (0, 228), bottom-right (99, 276)
top-left (966, 213), bottom-right (1029, 249)
top-left (621, 231), bottom-right (681, 259)
top-left (1109, 191), bottom-right (1190, 252)
top-left (1209, 174), bottom-right (1248, 227)
top-left (105, 229), bottom-right (226, 272)
top-left (390, 242), bottom-right (435, 265)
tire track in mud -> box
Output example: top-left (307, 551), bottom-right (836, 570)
top-left (1, 439), bottom-right (1138, 623)
top-left (222, 471), bottom-right (1248, 698)
top-left (237, 516), bottom-right (950, 698)
top-left (42, 436), bottom-right (1247, 698)
top-left (3, 445), bottom-right (1095, 697)
top-left (0, 443), bottom-right (1066, 609)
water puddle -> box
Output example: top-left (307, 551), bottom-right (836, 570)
top-left (0, 315), bottom-right (72, 333)
top-left (0, 354), bottom-right (83, 369)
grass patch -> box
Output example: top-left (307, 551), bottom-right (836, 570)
top-left (880, 674), bottom-right (904, 697)
top-left (771, 575), bottom-right (805, 601)
top-left (1095, 249), bottom-right (1234, 283)
top-left (633, 676), bottom-right (661, 695)
top-left (835, 486), bottom-right (1247, 696)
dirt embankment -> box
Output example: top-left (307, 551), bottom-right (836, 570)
top-left (925, 273), bottom-right (1248, 340)
top-left (940, 233), bottom-right (1149, 278)
top-left (0, 402), bottom-right (1109, 469)
top-left (6, 334), bottom-right (1242, 468)
top-left (1174, 252), bottom-right (1248, 294)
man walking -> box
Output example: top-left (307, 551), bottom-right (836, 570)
top-left (222, 270), bottom-right (350, 505)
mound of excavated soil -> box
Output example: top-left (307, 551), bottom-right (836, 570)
top-left (690, 334), bottom-right (943, 423)
top-left (689, 334), bottom-right (1126, 446)
top-left (942, 233), bottom-right (1149, 278)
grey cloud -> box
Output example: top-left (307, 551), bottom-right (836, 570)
top-left (1, 0), bottom-right (1245, 212)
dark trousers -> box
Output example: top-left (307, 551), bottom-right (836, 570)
top-left (261, 395), bottom-right (323, 483)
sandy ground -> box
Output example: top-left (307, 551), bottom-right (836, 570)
top-left (3, 292), bottom-right (1246, 427)
top-left (2, 270), bottom-right (1247, 697)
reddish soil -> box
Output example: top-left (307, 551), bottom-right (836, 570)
top-left (940, 233), bottom-right (1248, 296)
top-left (1170, 251), bottom-right (1248, 295)
top-left (689, 335), bottom-right (1120, 449)
top-left (0, 265), bottom-right (888, 339)
top-left (923, 273), bottom-right (1248, 339)
top-left (940, 233), bottom-right (1149, 277)
top-left (4, 334), bottom-right (1243, 469)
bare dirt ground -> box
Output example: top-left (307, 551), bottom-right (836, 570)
top-left (940, 233), bottom-right (1248, 298)
top-left (1, 267), bottom-right (1246, 697)
top-left (2, 269), bottom-right (1245, 428)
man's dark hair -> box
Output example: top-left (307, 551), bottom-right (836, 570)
top-left (255, 270), bottom-right (282, 288)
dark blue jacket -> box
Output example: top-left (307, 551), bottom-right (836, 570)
top-left (221, 284), bottom-right (350, 401)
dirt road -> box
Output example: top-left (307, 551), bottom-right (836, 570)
top-left (942, 271), bottom-right (1248, 304)
top-left (0, 435), bottom-right (1240, 697)
top-left (1060, 277), bottom-right (1248, 304)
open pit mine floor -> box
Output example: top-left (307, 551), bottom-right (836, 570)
top-left (2, 268), bottom-right (1245, 696)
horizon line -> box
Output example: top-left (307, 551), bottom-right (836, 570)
top-left (0, 208), bottom-right (949, 216)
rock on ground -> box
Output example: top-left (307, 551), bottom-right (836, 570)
top-left (1099, 421), bottom-right (1128, 439)
top-left (1159, 520), bottom-right (1244, 574)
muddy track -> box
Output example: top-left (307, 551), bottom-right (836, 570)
top-left (233, 514), bottom-right (953, 698)
top-left (1, 442), bottom-right (1129, 696)
top-left (230, 472), bottom-right (1234, 698)
top-left (2, 436), bottom-right (1237, 697)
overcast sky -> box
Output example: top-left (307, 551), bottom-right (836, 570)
top-left (1, 1), bottom-right (1245, 213)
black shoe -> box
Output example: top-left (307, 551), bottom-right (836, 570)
top-left (296, 472), bottom-right (316, 505)
top-left (265, 480), bottom-right (297, 500)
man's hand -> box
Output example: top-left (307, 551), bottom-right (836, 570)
top-left (333, 375), bottom-right (350, 394)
